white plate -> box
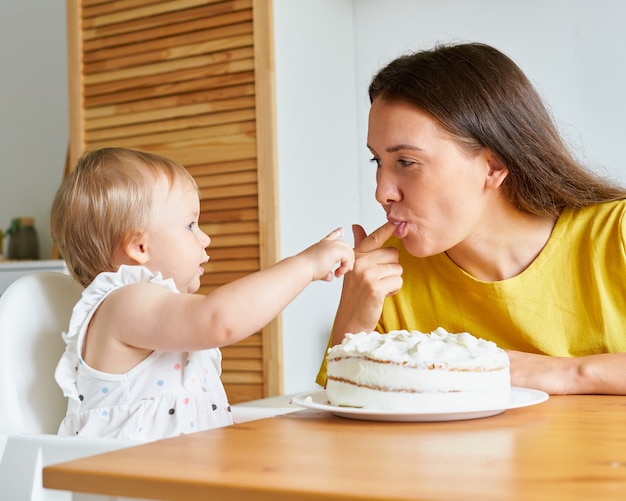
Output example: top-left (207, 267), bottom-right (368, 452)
top-left (290, 387), bottom-right (549, 422)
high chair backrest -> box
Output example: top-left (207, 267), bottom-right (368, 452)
top-left (0, 271), bottom-right (82, 434)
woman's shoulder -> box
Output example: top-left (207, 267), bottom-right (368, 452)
top-left (551, 200), bottom-right (626, 255)
top-left (562, 199), bottom-right (626, 231)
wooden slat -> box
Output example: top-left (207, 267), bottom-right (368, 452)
top-left (201, 195), bottom-right (258, 211)
top-left (85, 108), bottom-right (256, 142)
top-left (220, 346), bottom-right (263, 359)
top-left (189, 158), bottom-right (256, 176)
top-left (203, 220), bottom-right (258, 235)
top-left (205, 259), bottom-right (259, 273)
top-left (84, 19), bottom-right (253, 66)
top-left (221, 359), bottom-right (263, 372)
top-left (153, 142), bottom-right (257, 167)
top-left (82, 0), bottom-right (168, 17)
top-left (221, 371), bottom-right (263, 384)
top-left (197, 174), bottom-right (259, 190)
top-left (84, 47), bottom-right (254, 86)
top-left (83, 0), bottom-right (223, 28)
top-left (87, 121), bottom-right (256, 150)
top-left (85, 33), bottom-right (253, 76)
top-left (196, 171), bottom-right (257, 189)
top-left (206, 247), bottom-right (259, 260)
top-left (224, 384), bottom-right (262, 402)
top-left (83, 1), bottom-right (252, 41)
top-left (86, 85), bottom-right (255, 120)
top-left (200, 208), bottom-right (258, 224)
top-left (201, 271), bottom-right (252, 285)
top-left (199, 181), bottom-right (257, 199)
top-left (85, 70), bottom-right (255, 107)
top-left (87, 135), bottom-right (257, 166)
top-left (228, 333), bottom-right (262, 346)
top-left (86, 92), bottom-right (256, 131)
top-left (204, 232), bottom-right (259, 248)
top-left (85, 59), bottom-right (254, 97)
top-left (201, 210), bottom-right (259, 223)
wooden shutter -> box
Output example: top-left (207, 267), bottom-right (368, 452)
top-left (66, 0), bottom-right (281, 402)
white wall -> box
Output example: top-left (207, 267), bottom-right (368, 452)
top-left (0, 0), bottom-right (68, 259)
top-left (3, 0), bottom-right (626, 396)
top-left (273, 0), bottom-right (360, 393)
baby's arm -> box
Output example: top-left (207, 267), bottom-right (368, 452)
top-left (99, 228), bottom-right (354, 359)
top-left (193, 227), bottom-right (355, 346)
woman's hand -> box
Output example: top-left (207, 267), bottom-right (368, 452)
top-left (507, 349), bottom-right (626, 395)
top-left (331, 222), bottom-right (403, 345)
top-left (506, 350), bottom-right (575, 394)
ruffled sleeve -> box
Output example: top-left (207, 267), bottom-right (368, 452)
top-left (55, 265), bottom-right (178, 408)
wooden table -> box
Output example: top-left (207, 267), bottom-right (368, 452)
top-left (43, 395), bottom-right (626, 500)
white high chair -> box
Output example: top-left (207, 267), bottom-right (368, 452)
top-left (0, 271), bottom-right (298, 500)
top-left (0, 271), bottom-right (82, 434)
top-left (0, 271), bottom-right (138, 500)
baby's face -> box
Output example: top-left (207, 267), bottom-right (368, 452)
top-left (142, 175), bottom-right (211, 293)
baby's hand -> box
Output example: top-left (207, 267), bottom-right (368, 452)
top-left (301, 228), bottom-right (355, 282)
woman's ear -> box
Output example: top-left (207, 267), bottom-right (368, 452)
top-left (123, 231), bottom-right (150, 265)
top-left (485, 152), bottom-right (509, 190)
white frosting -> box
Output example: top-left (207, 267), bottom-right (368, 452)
top-left (326, 328), bottom-right (510, 410)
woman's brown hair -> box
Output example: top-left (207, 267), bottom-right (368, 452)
top-left (368, 42), bottom-right (626, 215)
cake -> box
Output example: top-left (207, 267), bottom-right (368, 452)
top-left (325, 328), bottom-right (510, 410)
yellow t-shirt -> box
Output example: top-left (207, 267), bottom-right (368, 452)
top-left (317, 200), bottom-right (626, 386)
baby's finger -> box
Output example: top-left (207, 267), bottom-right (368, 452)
top-left (323, 227), bottom-right (345, 241)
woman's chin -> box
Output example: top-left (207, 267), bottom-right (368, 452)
top-left (401, 238), bottom-right (441, 258)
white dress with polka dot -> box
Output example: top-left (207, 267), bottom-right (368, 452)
top-left (55, 265), bottom-right (233, 441)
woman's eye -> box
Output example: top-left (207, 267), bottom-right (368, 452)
top-left (369, 156), bottom-right (381, 167)
top-left (398, 159), bottom-right (416, 168)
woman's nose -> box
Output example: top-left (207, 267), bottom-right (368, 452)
top-left (375, 168), bottom-right (401, 205)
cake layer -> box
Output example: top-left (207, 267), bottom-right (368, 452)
top-left (327, 357), bottom-right (510, 393)
top-left (326, 379), bottom-right (511, 410)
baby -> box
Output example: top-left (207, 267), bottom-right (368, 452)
top-left (50, 147), bottom-right (354, 441)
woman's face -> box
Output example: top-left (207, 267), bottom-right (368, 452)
top-left (367, 97), bottom-right (503, 257)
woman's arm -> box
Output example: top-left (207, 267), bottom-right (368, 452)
top-left (507, 350), bottom-right (626, 395)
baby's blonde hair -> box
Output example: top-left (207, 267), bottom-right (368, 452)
top-left (51, 147), bottom-right (197, 287)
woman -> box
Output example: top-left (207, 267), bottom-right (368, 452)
top-left (317, 42), bottom-right (626, 395)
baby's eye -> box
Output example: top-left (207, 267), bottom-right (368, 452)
top-left (187, 222), bottom-right (196, 231)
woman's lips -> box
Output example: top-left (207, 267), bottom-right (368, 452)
top-left (391, 221), bottom-right (407, 238)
